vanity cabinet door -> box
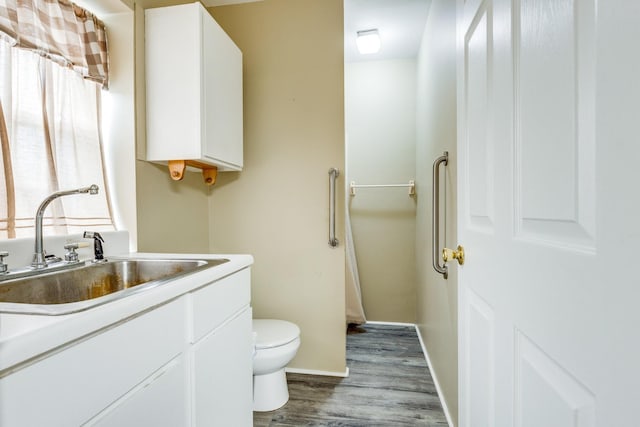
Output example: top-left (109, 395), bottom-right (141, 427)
top-left (0, 298), bottom-right (186, 427)
top-left (193, 307), bottom-right (253, 426)
top-left (90, 356), bottom-right (188, 427)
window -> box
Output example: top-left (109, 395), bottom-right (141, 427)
top-left (0, 0), bottom-right (114, 239)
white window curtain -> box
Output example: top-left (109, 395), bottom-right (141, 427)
top-left (0, 39), bottom-right (114, 239)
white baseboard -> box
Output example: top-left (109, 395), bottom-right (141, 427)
top-left (285, 367), bottom-right (350, 378)
top-left (364, 320), bottom-right (417, 327)
top-left (414, 325), bottom-right (455, 427)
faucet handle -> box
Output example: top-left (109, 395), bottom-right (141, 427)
top-left (64, 243), bottom-right (80, 263)
top-left (0, 251), bottom-right (8, 273)
top-left (64, 242), bottom-right (89, 263)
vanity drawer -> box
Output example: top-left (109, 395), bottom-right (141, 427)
top-left (191, 268), bottom-right (250, 343)
top-left (0, 297), bottom-right (187, 427)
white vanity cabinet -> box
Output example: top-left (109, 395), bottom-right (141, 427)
top-left (145, 2), bottom-right (243, 171)
top-left (0, 265), bottom-right (253, 427)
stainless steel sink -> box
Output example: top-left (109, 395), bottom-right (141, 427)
top-left (0, 258), bottom-right (228, 315)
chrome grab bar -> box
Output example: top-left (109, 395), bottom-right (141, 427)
top-left (328, 168), bottom-right (339, 248)
top-left (432, 152), bottom-right (449, 278)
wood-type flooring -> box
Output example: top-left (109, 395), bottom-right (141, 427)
top-left (254, 323), bottom-right (448, 426)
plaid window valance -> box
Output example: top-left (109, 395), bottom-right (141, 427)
top-left (0, 0), bottom-right (108, 87)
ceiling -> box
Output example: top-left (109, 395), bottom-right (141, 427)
top-left (344, 0), bottom-right (431, 63)
top-left (205, 0), bottom-right (431, 63)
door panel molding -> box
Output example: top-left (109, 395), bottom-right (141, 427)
top-left (512, 0), bottom-right (596, 251)
top-left (462, 287), bottom-right (496, 427)
top-left (464, 0), bottom-right (495, 233)
top-left (515, 331), bottom-right (596, 427)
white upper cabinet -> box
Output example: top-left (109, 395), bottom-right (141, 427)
top-left (145, 2), bottom-right (243, 171)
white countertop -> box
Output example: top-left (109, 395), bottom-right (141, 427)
top-left (0, 252), bottom-right (253, 374)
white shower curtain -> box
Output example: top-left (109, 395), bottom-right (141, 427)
top-left (345, 206), bottom-right (366, 325)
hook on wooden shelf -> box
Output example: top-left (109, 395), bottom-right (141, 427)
top-left (168, 160), bottom-right (218, 186)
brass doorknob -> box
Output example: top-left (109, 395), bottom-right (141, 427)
top-left (442, 245), bottom-right (465, 265)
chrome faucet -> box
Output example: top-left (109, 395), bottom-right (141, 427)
top-left (31, 185), bottom-right (99, 269)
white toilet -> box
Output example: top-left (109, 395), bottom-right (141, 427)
top-left (252, 319), bottom-right (301, 412)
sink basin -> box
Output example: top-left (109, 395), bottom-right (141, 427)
top-left (0, 258), bottom-right (228, 315)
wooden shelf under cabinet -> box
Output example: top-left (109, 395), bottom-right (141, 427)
top-left (168, 160), bottom-right (218, 186)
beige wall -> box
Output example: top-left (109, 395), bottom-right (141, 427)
top-left (134, 0), bottom-right (212, 254)
top-left (415, 0), bottom-right (458, 423)
top-left (208, 0), bottom-right (347, 374)
top-left (135, 161), bottom-right (211, 253)
top-left (345, 59), bottom-right (417, 323)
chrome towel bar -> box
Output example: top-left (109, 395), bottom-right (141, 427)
top-left (349, 180), bottom-right (415, 196)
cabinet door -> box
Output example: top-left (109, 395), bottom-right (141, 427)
top-left (0, 299), bottom-right (185, 427)
top-left (89, 356), bottom-right (188, 427)
top-left (145, 3), bottom-right (202, 162)
top-left (201, 7), bottom-right (243, 170)
top-left (193, 308), bottom-right (252, 426)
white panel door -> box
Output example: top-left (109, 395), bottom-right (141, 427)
top-left (457, 0), bottom-right (640, 425)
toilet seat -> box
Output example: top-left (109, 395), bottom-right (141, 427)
top-left (253, 319), bottom-right (300, 349)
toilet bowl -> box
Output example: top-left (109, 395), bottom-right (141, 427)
top-left (252, 319), bottom-right (301, 412)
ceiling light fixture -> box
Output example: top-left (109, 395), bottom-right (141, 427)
top-left (356, 29), bottom-right (381, 55)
